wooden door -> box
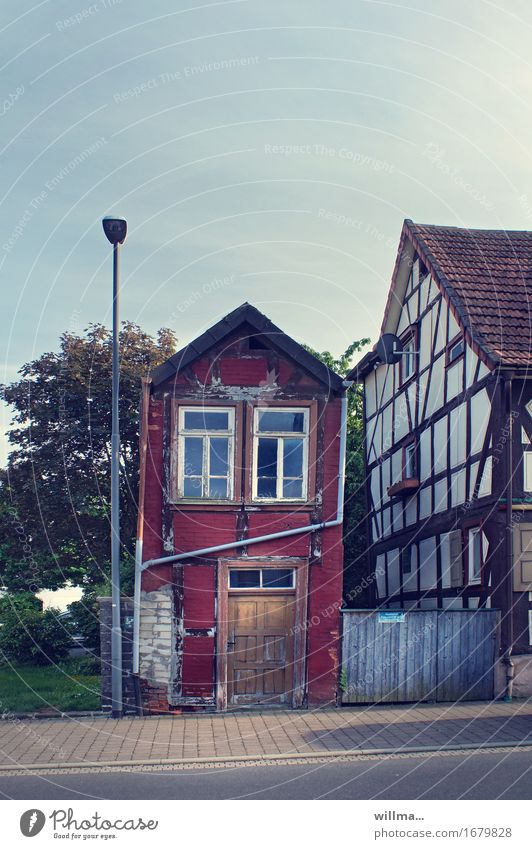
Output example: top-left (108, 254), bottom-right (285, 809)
top-left (227, 594), bottom-right (295, 705)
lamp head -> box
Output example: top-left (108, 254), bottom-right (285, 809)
top-left (102, 216), bottom-right (127, 245)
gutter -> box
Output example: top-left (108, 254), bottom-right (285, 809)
top-left (132, 383), bottom-right (352, 685)
top-left (502, 371), bottom-right (515, 701)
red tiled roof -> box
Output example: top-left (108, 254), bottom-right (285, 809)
top-left (406, 220), bottom-right (532, 368)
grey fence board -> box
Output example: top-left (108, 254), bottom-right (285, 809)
top-left (341, 609), bottom-right (500, 704)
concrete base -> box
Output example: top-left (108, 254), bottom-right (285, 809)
top-left (495, 654), bottom-right (532, 699)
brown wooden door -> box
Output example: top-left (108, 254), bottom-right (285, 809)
top-left (227, 594), bottom-right (295, 705)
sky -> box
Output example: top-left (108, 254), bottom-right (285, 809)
top-left (2, 0), bottom-right (532, 464)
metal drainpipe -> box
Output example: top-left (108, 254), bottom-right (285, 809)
top-left (131, 385), bottom-right (352, 685)
top-left (503, 372), bottom-right (515, 701)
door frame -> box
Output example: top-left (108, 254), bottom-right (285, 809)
top-left (216, 557), bottom-right (308, 711)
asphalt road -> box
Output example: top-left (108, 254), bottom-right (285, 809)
top-left (1, 748), bottom-right (532, 800)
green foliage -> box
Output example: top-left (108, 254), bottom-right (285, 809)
top-left (67, 590), bottom-right (101, 653)
top-left (62, 655), bottom-right (101, 676)
top-left (0, 591), bottom-right (42, 622)
top-left (0, 323), bottom-right (177, 593)
top-left (339, 666), bottom-right (348, 693)
top-left (305, 338), bottom-right (373, 605)
top-left (0, 607), bottom-right (73, 666)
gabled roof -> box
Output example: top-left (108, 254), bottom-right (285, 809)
top-left (352, 218), bottom-right (532, 379)
top-left (150, 302), bottom-right (345, 391)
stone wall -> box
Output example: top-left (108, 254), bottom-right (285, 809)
top-left (98, 596), bottom-right (136, 714)
top-left (138, 584), bottom-right (175, 710)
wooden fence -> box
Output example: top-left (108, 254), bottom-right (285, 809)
top-left (341, 609), bottom-right (500, 704)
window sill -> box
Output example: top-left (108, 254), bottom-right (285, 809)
top-left (170, 500), bottom-right (317, 512)
top-left (388, 478), bottom-right (420, 497)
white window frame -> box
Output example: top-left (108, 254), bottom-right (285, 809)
top-left (468, 527), bottom-right (483, 585)
top-left (228, 567), bottom-right (295, 590)
top-left (252, 407), bottom-right (309, 502)
top-left (176, 406), bottom-right (235, 500)
top-left (525, 452), bottom-right (532, 492)
top-left (404, 443), bottom-right (417, 479)
top-left (401, 336), bottom-right (416, 383)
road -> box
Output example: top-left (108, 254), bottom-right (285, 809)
top-left (1, 748), bottom-right (532, 799)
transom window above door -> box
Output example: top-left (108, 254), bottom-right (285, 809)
top-left (252, 408), bottom-right (309, 501)
top-left (229, 568), bottom-right (295, 589)
top-left (177, 407), bottom-right (235, 499)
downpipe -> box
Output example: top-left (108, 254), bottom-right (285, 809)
top-left (131, 385), bottom-right (352, 696)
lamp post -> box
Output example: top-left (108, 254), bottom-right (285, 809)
top-left (102, 215), bottom-right (127, 718)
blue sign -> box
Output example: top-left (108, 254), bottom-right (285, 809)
top-left (378, 611), bottom-right (406, 623)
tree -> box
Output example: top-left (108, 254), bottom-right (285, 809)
top-left (0, 323), bottom-right (177, 594)
top-left (304, 339), bottom-right (373, 606)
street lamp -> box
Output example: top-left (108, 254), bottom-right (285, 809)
top-left (102, 215), bottom-right (127, 718)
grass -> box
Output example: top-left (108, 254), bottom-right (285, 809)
top-left (0, 659), bottom-right (101, 713)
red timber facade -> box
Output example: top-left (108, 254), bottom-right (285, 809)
top-left (135, 303), bottom-right (346, 712)
top-left (351, 220), bottom-right (532, 697)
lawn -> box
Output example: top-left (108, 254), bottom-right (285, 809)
top-left (0, 660), bottom-right (101, 713)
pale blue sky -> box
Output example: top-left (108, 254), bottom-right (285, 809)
top-left (2, 0), bottom-right (532, 462)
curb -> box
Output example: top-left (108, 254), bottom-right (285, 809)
top-left (1, 739), bottom-right (532, 773)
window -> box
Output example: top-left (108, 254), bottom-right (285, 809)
top-left (177, 407), bottom-right (234, 499)
top-left (525, 453), bottom-right (532, 492)
top-left (229, 568), bottom-right (295, 589)
top-left (448, 338), bottom-right (464, 364)
top-left (401, 336), bottom-right (416, 383)
top-left (252, 408), bottom-right (309, 501)
top-left (468, 527), bottom-right (483, 585)
top-left (401, 545), bottom-right (412, 574)
top-left (404, 443), bottom-right (417, 479)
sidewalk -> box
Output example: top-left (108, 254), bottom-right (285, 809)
top-left (1, 700), bottom-right (531, 771)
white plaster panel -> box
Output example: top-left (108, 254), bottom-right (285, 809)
top-left (478, 456), bottom-right (492, 497)
top-left (419, 485), bottom-right (432, 519)
top-left (465, 345), bottom-right (479, 389)
top-left (451, 469), bottom-right (466, 506)
top-left (365, 371), bottom-right (377, 417)
top-left (434, 478), bottom-right (448, 513)
top-left (418, 537), bottom-right (438, 589)
top-left (405, 496), bottom-right (417, 526)
top-left (470, 388), bottom-right (490, 454)
top-left (440, 533), bottom-right (451, 588)
top-left (419, 427), bottom-right (431, 481)
top-left (425, 355), bottom-right (445, 416)
top-left (433, 415), bottom-right (448, 474)
top-left (450, 402), bottom-right (467, 466)
top-left (387, 548), bottom-right (401, 595)
top-left (446, 359), bottom-right (463, 402)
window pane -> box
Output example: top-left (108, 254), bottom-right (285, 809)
top-left (283, 478), bottom-right (303, 498)
top-left (258, 410), bottom-right (304, 433)
top-left (229, 570), bottom-right (261, 588)
top-left (262, 569), bottom-right (294, 588)
top-left (184, 477), bottom-right (202, 497)
top-left (258, 477), bottom-right (277, 498)
top-left (257, 438), bottom-right (277, 476)
top-left (184, 410), bottom-right (229, 431)
top-left (184, 437), bottom-right (203, 475)
top-left (209, 477), bottom-right (228, 498)
top-left (283, 438), bottom-right (303, 477)
top-left (210, 437), bottom-right (228, 475)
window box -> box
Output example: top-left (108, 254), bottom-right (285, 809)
top-left (388, 478), bottom-right (420, 497)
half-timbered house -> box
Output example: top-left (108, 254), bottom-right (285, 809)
top-left (132, 302), bottom-right (347, 713)
top-left (351, 220), bottom-right (532, 696)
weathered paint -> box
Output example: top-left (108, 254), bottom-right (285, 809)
top-left (341, 609), bottom-right (500, 703)
top-left (138, 314), bottom-right (345, 712)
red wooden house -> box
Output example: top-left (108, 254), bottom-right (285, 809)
top-left (132, 303), bottom-right (348, 713)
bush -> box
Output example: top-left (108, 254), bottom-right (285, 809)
top-left (0, 592), bottom-right (42, 622)
top-left (0, 607), bottom-right (73, 666)
top-left (61, 655), bottom-right (101, 676)
top-left (67, 591), bottom-right (101, 654)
